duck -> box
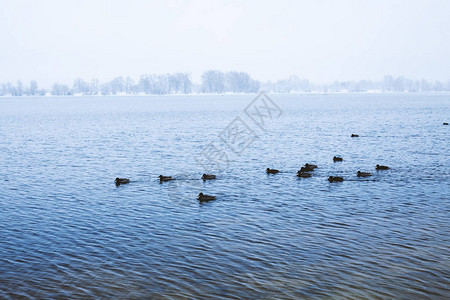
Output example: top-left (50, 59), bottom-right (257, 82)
top-left (300, 164), bottom-right (317, 172)
top-left (328, 176), bottom-right (344, 182)
top-left (444, 122), bottom-right (449, 125)
top-left (266, 168), bottom-right (280, 174)
top-left (197, 193), bottom-right (216, 202)
top-left (115, 178), bottom-right (130, 185)
top-left (159, 175), bottom-right (173, 182)
top-left (357, 171), bottom-right (372, 177)
top-left (304, 163), bottom-right (318, 169)
top-left (333, 156), bottom-right (343, 162)
top-left (351, 134), bottom-right (359, 137)
top-left (202, 174), bottom-right (216, 180)
top-left (299, 166), bottom-right (311, 172)
top-left (376, 164), bottom-right (389, 170)
top-left (297, 171), bottom-right (312, 178)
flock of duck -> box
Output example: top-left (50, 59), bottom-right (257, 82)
top-left (115, 122), bottom-right (449, 202)
top-left (266, 162), bottom-right (389, 183)
top-left (113, 132), bottom-right (400, 202)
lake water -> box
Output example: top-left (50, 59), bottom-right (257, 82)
top-left (0, 94), bottom-right (449, 299)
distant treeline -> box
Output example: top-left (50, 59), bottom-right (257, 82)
top-left (1, 71), bottom-right (450, 96)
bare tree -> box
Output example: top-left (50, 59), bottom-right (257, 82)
top-left (30, 80), bottom-right (38, 95)
top-left (201, 70), bottom-right (225, 93)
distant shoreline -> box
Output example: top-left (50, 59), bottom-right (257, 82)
top-left (2, 91), bottom-right (450, 98)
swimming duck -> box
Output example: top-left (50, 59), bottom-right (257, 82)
top-left (299, 166), bottom-right (311, 172)
top-left (266, 168), bottom-right (280, 174)
top-left (197, 193), bottom-right (216, 202)
top-left (115, 178), bottom-right (130, 185)
top-left (444, 122), bottom-right (449, 125)
top-left (304, 163), bottom-right (318, 169)
top-left (202, 174), bottom-right (216, 180)
top-left (297, 171), bottom-right (312, 178)
top-left (328, 176), bottom-right (344, 182)
top-left (351, 134), bottom-right (359, 137)
top-left (357, 171), bottom-right (372, 177)
top-left (376, 165), bottom-right (389, 170)
top-left (333, 156), bottom-right (343, 162)
top-left (159, 175), bottom-right (173, 182)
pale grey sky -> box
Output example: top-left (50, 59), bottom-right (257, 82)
top-left (1, 0), bottom-right (449, 86)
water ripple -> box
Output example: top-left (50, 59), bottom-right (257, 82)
top-left (0, 94), bottom-right (449, 298)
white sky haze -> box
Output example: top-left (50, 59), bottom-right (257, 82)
top-left (0, 0), bottom-right (449, 86)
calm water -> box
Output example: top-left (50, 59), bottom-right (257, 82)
top-left (0, 94), bottom-right (449, 299)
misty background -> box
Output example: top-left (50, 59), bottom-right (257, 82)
top-left (1, 0), bottom-right (449, 94)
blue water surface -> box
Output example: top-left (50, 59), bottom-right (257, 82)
top-left (0, 94), bottom-right (449, 299)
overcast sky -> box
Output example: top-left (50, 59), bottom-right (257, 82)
top-left (1, 0), bottom-right (449, 86)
